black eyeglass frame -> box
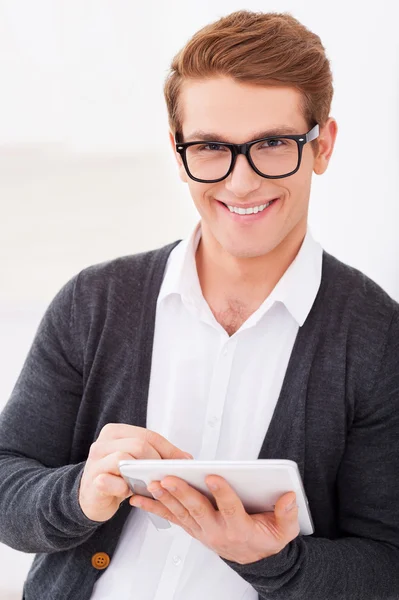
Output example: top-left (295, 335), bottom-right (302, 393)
top-left (175, 124), bottom-right (319, 183)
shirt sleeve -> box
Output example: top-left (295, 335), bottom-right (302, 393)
top-left (222, 309), bottom-right (399, 599)
top-left (0, 275), bottom-right (102, 553)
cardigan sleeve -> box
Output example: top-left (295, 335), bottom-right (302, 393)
top-left (222, 309), bottom-right (399, 599)
top-left (0, 276), bottom-right (102, 553)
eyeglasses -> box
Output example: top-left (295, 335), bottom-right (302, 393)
top-left (175, 124), bottom-right (319, 183)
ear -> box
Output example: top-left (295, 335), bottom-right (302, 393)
top-left (313, 117), bottom-right (338, 175)
top-left (169, 130), bottom-right (188, 183)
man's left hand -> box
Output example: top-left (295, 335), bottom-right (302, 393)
top-left (129, 474), bottom-right (300, 564)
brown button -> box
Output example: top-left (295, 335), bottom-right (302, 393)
top-left (91, 552), bottom-right (110, 570)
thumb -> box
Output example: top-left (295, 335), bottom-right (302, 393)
top-left (274, 492), bottom-right (299, 539)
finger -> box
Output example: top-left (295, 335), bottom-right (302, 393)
top-left (94, 473), bottom-right (132, 500)
top-left (205, 475), bottom-right (247, 528)
top-left (129, 493), bottom-right (180, 526)
top-left (93, 451), bottom-right (139, 479)
top-left (274, 492), bottom-right (300, 540)
top-left (89, 438), bottom-right (162, 461)
top-left (145, 429), bottom-right (193, 459)
top-left (97, 424), bottom-right (192, 459)
top-left (146, 482), bottom-right (203, 534)
top-left (158, 477), bottom-right (217, 530)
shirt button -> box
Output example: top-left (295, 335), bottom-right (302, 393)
top-left (91, 552), bottom-right (110, 570)
top-left (172, 555), bottom-right (182, 566)
top-left (208, 416), bottom-right (219, 427)
top-left (222, 347), bottom-right (228, 356)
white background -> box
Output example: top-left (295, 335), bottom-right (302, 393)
top-left (1, 0), bottom-right (398, 597)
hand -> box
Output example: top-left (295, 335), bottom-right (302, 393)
top-left (78, 423), bottom-right (192, 523)
top-left (129, 475), bottom-right (299, 564)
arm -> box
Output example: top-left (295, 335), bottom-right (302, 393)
top-left (0, 276), bottom-right (101, 553)
top-left (222, 309), bottom-right (399, 599)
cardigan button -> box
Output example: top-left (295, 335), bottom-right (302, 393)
top-left (91, 552), bottom-right (110, 570)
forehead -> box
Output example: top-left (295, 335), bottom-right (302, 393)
top-left (179, 77), bottom-right (307, 142)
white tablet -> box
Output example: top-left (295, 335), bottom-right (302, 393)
top-left (119, 459), bottom-right (314, 535)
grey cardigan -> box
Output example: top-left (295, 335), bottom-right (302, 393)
top-left (0, 241), bottom-right (399, 600)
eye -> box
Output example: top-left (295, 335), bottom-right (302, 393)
top-left (261, 138), bottom-right (285, 149)
top-left (197, 143), bottom-right (228, 152)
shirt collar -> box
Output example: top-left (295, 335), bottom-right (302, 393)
top-left (265, 228), bottom-right (323, 326)
top-left (157, 222), bottom-right (203, 305)
top-left (158, 221), bottom-right (323, 327)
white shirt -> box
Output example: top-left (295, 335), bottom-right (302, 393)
top-left (90, 223), bottom-right (323, 600)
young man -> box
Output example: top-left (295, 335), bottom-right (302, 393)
top-left (0, 10), bottom-right (398, 600)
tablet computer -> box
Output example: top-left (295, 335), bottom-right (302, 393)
top-left (119, 459), bottom-right (314, 535)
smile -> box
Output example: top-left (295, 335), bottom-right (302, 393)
top-left (220, 198), bottom-right (278, 215)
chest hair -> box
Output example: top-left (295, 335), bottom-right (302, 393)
top-left (210, 298), bottom-right (255, 336)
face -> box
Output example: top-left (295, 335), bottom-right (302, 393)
top-left (170, 76), bottom-right (337, 260)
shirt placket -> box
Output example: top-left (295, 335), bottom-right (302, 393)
top-left (198, 337), bottom-right (237, 460)
top-left (150, 337), bottom-right (237, 600)
top-left (151, 526), bottom-right (193, 600)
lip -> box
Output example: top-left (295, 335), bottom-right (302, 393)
top-left (217, 198), bottom-right (279, 209)
top-left (216, 197), bottom-right (280, 222)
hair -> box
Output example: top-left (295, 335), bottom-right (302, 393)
top-left (163, 10), bottom-right (334, 152)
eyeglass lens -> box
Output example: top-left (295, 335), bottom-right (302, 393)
top-left (185, 138), bottom-right (299, 181)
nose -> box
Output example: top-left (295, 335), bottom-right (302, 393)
top-left (224, 154), bottom-right (262, 197)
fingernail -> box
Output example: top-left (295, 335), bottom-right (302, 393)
top-left (161, 484), bottom-right (176, 492)
top-left (285, 500), bottom-right (297, 512)
top-left (150, 488), bottom-right (164, 499)
top-left (183, 453), bottom-right (194, 459)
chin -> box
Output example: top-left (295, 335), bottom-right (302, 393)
top-left (222, 241), bottom-right (276, 260)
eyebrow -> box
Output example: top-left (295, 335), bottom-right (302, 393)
top-left (183, 127), bottom-right (301, 143)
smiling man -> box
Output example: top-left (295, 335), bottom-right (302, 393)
top-left (1, 9), bottom-right (399, 600)
top-left (170, 79), bottom-right (335, 337)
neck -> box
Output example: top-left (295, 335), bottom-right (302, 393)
top-left (196, 222), bottom-right (307, 308)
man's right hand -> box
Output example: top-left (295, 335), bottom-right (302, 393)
top-left (78, 423), bottom-right (193, 523)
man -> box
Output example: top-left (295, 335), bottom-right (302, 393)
top-left (0, 9), bottom-right (398, 600)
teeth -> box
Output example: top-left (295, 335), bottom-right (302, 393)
top-left (227, 200), bottom-right (274, 215)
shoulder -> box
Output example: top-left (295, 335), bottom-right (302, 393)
top-left (321, 250), bottom-right (399, 329)
top-left (76, 240), bottom-right (180, 291)
top-left (321, 251), bottom-right (399, 398)
top-left (71, 240), bottom-right (180, 304)
top-left (48, 241), bottom-right (181, 330)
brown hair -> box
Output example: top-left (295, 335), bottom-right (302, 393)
top-left (163, 10), bottom-right (333, 151)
